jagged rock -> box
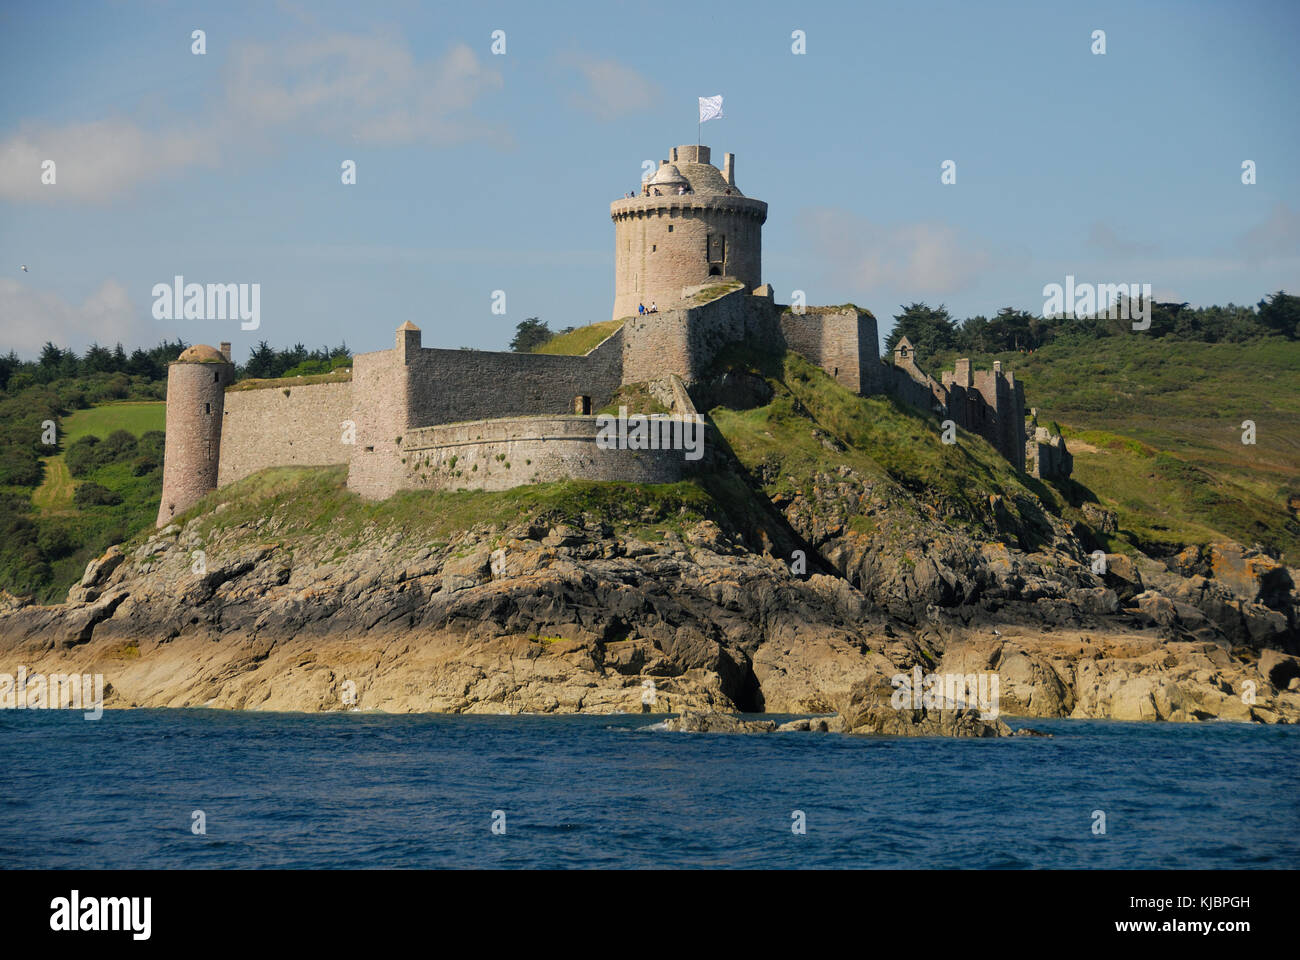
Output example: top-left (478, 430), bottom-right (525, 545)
top-left (1258, 649), bottom-right (1300, 690)
top-left (1101, 554), bottom-right (1144, 603)
top-left (1082, 503), bottom-right (1118, 534)
top-left (2, 470), bottom-right (1297, 731)
top-left (67, 545), bottom-right (127, 604)
top-left (776, 716), bottom-right (842, 732)
top-left (845, 702), bottom-right (1011, 737)
top-left (0, 590), bottom-right (32, 614)
top-left (1207, 542), bottom-right (1293, 607)
top-left (663, 711), bottom-right (776, 733)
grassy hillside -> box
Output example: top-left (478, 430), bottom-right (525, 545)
top-left (59, 401), bottom-right (165, 444)
top-left (170, 465), bottom-right (741, 556)
top-left (532, 320), bottom-right (624, 356)
top-left (927, 337), bottom-right (1300, 558)
top-left (34, 402), bottom-right (164, 514)
top-left (2, 401), bottom-right (166, 601)
top-left (707, 347), bottom-right (1063, 545)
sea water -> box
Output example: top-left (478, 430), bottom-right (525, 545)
top-left (1, 710), bottom-right (1296, 869)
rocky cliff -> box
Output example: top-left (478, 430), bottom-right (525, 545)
top-left (2, 350), bottom-right (1297, 734)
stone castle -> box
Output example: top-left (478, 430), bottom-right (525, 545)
top-left (157, 143), bottom-right (1068, 527)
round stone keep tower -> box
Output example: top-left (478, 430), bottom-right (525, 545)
top-left (610, 144), bottom-right (767, 320)
top-left (156, 343), bottom-right (235, 527)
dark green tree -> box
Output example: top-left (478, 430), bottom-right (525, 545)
top-left (510, 317), bottom-right (552, 353)
top-left (1257, 291), bottom-right (1300, 339)
top-left (883, 303), bottom-right (959, 359)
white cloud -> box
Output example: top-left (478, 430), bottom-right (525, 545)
top-left (0, 278), bottom-right (155, 355)
top-left (558, 54), bottom-right (658, 121)
top-left (0, 120), bottom-right (215, 203)
top-left (797, 208), bottom-right (995, 296)
top-left (225, 35), bottom-right (505, 145)
top-left (0, 34), bottom-right (506, 203)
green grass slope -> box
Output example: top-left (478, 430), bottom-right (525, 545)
top-left (928, 337), bottom-right (1300, 557)
top-left (532, 320), bottom-right (624, 356)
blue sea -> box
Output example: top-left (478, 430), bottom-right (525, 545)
top-left (1, 710), bottom-right (1296, 869)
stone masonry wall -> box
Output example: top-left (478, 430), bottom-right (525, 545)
top-left (347, 329), bottom-right (625, 500)
top-left (611, 197), bottom-right (766, 321)
top-left (779, 307), bottom-right (882, 395)
top-left (399, 415), bottom-right (703, 492)
top-left (218, 380), bottom-right (354, 488)
top-left (347, 346), bottom-right (411, 500)
top-left (622, 288), bottom-right (778, 386)
top-left (404, 330), bottom-right (623, 432)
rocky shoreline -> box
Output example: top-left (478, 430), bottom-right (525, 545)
top-left (2, 487), bottom-right (1297, 735)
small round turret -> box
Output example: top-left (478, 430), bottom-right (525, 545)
top-left (156, 344), bottom-right (234, 526)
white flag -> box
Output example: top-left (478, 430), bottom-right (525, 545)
top-left (698, 95), bottom-right (724, 124)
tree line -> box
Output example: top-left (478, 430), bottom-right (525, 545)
top-left (0, 339), bottom-right (355, 392)
top-left (883, 291), bottom-right (1299, 361)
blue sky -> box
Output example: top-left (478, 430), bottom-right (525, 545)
top-left (1, 0), bottom-right (1297, 361)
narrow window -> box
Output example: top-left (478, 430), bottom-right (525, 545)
top-left (213, 371), bottom-right (219, 382)
top-left (204, 402), bottom-right (211, 414)
top-left (667, 225), bottom-right (673, 232)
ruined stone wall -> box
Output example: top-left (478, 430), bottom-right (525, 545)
top-left (779, 307), bottom-right (883, 395)
top-left (971, 369), bottom-right (1027, 471)
top-left (399, 415), bottom-right (704, 492)
top-left (218, 380), bottom-right (354, 488)
top-left (157, 360), bottom-right (234, 526)
top-left (611, 197), bottom-right (766, 320)
top-left (886, 364), bottom-right (943, 414)
top-left (622, 288), bottom-right (778, 386)
top-left (1027, 430), bottom-right (1073, 480)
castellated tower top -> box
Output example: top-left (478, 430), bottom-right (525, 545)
top-left (610, 144), bottom-right (767, 320)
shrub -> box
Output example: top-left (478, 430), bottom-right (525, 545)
top-left (65, 436), bottom-right (101, 478)
top-left (73, 482), bottom-right (122, 508)
top-left (0, 445), bottom-right (43, 486)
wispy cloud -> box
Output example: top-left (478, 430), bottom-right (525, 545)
top-left (797, 208), bottom-right (996, 296)
top-left (0, 120), bottom-right (217, 203)
top-left (1238, 202), bottom-right (1300, 262)
top-left (557, 53), bottom-right (658, 121)
top-left (1087, 221), bottom-right (1157, 257)
top-left (225, 35), bottom-right (505, 145)
top-left (0, 278), bottom-right (154, 354)
top-left (0, 32), bottom-right (506, 203)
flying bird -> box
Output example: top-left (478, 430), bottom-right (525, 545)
top-left (20, 265), bottom-right (27, 272)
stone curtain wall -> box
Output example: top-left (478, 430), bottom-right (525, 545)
top-left (779, 307), bottom-right (882, 395)
top-left (611, 197), bottom-right (766, 321)
top-left (622, 288), bottom-right (779, 386)
top-left (218, 380), bottom-right (354, 487)
top-left (346, 330), bottom-right (624, 500)
top-left (404, 332), bottom-right (623, 430)
top-left (400, 415), bottom-right (703, 492)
